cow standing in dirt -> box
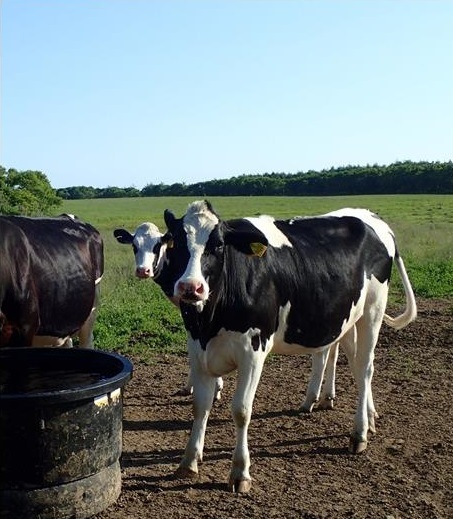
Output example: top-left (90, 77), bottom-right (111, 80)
top-left (159, 201), bottom-right (416, 492)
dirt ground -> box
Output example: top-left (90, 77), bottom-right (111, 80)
top-left (95, 298), bottom-right (453, 519)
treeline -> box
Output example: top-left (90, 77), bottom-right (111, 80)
top-left (56, 161), bottom-right (453, 199)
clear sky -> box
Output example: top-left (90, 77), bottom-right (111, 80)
top-left (1, 1), bottom-right (452, 190)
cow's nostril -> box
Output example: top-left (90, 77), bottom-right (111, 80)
top-left (136, 268), bottom-right (151, 278)
top-left (177, 280), bottom-right (205, 299)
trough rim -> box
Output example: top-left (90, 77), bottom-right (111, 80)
top-left (0, 347), bottom-right (133, 405)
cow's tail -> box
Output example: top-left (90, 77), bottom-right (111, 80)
top-left (383, 252), bottom-right (417, 330)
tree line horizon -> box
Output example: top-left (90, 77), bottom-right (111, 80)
top-left (56, 160), bottom-right (453, 200)
top-left (1, 160), bottom-right (452, 215)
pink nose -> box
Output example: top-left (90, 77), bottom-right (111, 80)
top-left (136, 267), bottom-right (152, 279)
top-left (177, 280), bottom-right (205, 298)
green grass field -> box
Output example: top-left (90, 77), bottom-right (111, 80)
top-left (58, 195), bottom-right (453, 359)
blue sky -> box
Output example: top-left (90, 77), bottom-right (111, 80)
top-left (1, 1), bottom-right (452, 189)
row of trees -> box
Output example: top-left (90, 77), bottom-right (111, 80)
top-left (1, 161), bottom-right (452, 216)
top-left (57, 160), bottom-right (453, 200)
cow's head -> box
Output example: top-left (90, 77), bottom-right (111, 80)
top-left (113, 222), bottom-right (170, 279)
top-left (163, 200), bottom-right (268, 308)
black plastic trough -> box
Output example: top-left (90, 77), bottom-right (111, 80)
top-left (0, 347), bottom-right (133, 519)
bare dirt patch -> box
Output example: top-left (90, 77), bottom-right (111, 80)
top-left (95, 299), bottom-right (453, 519)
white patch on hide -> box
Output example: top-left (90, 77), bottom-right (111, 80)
top-left (324, 208), bottom-right (396, 258)
top-left (245, 215), bottom-right (293, 248)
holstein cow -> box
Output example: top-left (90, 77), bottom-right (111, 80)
top-left (113, 223), bottom-right (339, 409)
top-left (161, 200), bottom-right (417, 493)
top-left (0, 214), bottom-right (104, 348)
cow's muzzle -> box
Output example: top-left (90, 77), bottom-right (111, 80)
top-left (176, 280), bottom-right (206, 303)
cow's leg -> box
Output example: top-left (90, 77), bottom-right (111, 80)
top-left (366, 377), bottom-right (379, 434)
top-left (177, 363), bottom-right (194, 396)
top-left (229, 349), bottom-right (267, 493)
top-left (77, 313), bottom-right (95, 348)
top-left (62, 337), bottom-right (74, 348)
top-left (349, 307), bottom-right (385, 454)
top-left (77, 284), bottom-right (100, 348)
top-left (176, 346), bottom-right (217, 478)
top-left (318, 342), bottom-right (340, 410)
top-left (214, 376), bottom-right (224, 401)
top-left (341, 326), bottom-right (379, 434)
top-left (319, 327), bottom-right (357, 409)
top-left (300, 347), bottom-right (330, 413)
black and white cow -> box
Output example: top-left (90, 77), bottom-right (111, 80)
top-left (161, 200), bottom-right (417, 493)
top-left (113, 222), bottom-right (340, 409)
top-left (114, 222), bottom-right (169, 281)
top-left (0, 214), bottom-right (104, 348)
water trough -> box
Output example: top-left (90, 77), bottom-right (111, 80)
top-left (0, 347), bottom-right (133, 519)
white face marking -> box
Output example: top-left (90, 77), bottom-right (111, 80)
top-left (133, 222), bottom-right (164, 276)
top-left (176, 201), bottom-right (219, 301)
top-left (245, 215), bottom-right (293, 248)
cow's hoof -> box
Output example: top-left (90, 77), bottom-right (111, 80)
top-left (175, 387), bottom-right (193, 397)
top-left (299, 405), bottom-right (314, 414)
top-left (174, 466), bottom-right (198, 479)
top-left (368, 411), bottom-right (380, 434)
top-left (318, 397), bottom-right (335, 411)
top-left (349, 436), bottom-right (368, 454)
top-left (228, 477), bottom-right (252, 493)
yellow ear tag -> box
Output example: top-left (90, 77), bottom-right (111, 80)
top-left (250, 242), bottom-right (267, 257)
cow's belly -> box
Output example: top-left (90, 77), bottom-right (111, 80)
top-left (32, 335), bottom-right (71, 347)
top-left (272, 294), bottom-right (365, 354)
top-left (271, 338), bottom-right (331, 356)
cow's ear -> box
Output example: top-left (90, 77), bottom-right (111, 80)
top-left (113, 229), bottom-right (133, 244)
top-left (164, 209), bottom-right (176, 229)
top-left (224, 227), bottom-right (268, 257)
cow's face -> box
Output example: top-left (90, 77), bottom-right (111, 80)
top-left (163, 202), bottom-right (218, 306)
top-left (113, 223), bottom-right (167, 279)
top-left (164, 201), bottom-right (268, 307)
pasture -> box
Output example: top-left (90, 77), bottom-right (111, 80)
top-left (59, 195), bottom-right (453, 518)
